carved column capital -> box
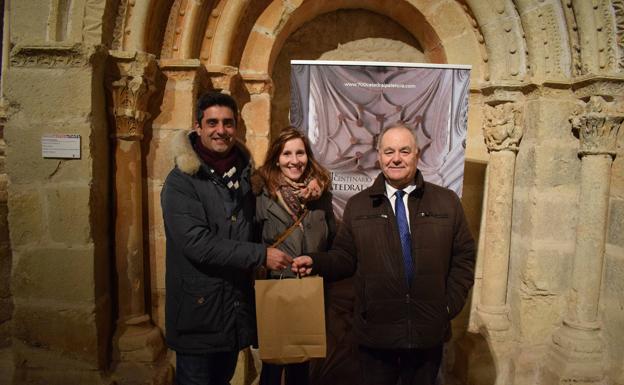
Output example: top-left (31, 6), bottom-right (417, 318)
top-left (205, 64), bottom-right (239, 93)
top-left (108, 50), bottom-right (159, 140)
top-left (571, 96), bottom-right (623, 157)
top-left (483, 102), bottom-right (523, 152)
top-left (241, 73), bottom-right (273, 95)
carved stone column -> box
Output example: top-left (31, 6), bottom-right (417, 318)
top-left (546, 96), bottom-right (622, 384)
top-left (476, 102), bottom-right (523, 334)
top-left (241, 75), bottom-right (273, 164)
top-left (108, 50), bottom-right (164, 363)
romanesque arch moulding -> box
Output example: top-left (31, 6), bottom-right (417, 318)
top-left (231, 0), bottom-right (487, 162)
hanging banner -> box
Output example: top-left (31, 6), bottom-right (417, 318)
top-left (290, 60), bottom-right (471, 218)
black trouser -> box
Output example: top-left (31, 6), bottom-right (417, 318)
top-left (260, 361), bottom-right (309, 385)
top-left (175, 351), bottom-right (239, 385)
top-left (357, 345), bottom-right (443, 385)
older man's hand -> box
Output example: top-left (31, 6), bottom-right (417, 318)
top-left (291, 256), bottom-right (313, 276)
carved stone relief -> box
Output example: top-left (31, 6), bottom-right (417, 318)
top-left (570, 95), bottom-right (623, 157)
top-left (600, 0), bottom-right (618, 71)
top-left (573, 0), bottom-right (617, 74)
top-left (561, 0), bottom-right (583, 76)
top-left (109, 52), bottom-right (158, 139)
top-left (9, 44), bottom-right (91, 68)
top-left (502, 15), bottom-right (523, 78)
top-left (483, 102), bottom-right (524, 152)
top-left (457, 0), bottom-right (490, 81)
top-left (242, 77), bottom-right (273, 95)
top-left (199, 0), bottom-right (227, 63)
top-left (205, 64), bottom-right (238, 92)
top-left (519, 1), bottom-right (566, 79)
top-left (160, 0), bottom-right (183, 58)
top-left (614, 0), bottom-right (624, 69)
top-left (111, 0), bottom-right (130, 50)
top-left (539, 4), bottom-right (564, 78)
top-left (573, 77), bottom-right (624, 99)
top-left (490, 2), bottom-right (528, 79)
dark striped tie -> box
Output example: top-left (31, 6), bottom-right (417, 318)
top-left (395, 190), bottom-right (413, 285)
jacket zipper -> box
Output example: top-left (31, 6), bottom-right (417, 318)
top-left (415, 211), bottom-right (448, 218)
top-left (355, 214), bottom-right (388, 220)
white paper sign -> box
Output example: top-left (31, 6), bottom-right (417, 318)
top-left (41, 134), bottom-right (81, 159)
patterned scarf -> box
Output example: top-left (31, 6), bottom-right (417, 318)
top-left (276, 174), bottom-right (311, 220)
top-left (193, 139), bottom-right (241, 192)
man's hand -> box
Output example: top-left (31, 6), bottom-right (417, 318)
top-left (266, 247), bottom-right (293, 271)
top-left (291, 256), bottom-right (313, 276)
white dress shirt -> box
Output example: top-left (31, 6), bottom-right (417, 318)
top-left (385, 182), bottom-right (417, 231)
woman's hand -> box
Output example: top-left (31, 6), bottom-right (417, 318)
top-left (297, 178), bottom-right (322, 201)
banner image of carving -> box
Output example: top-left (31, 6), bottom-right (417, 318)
top-left (290, 60), bottom-right (471, 217)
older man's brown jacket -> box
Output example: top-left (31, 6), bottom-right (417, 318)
top-left (310, 170), bottom-right (475, 349)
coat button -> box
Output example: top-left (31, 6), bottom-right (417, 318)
top-left (197, 297), bottom-right (205, 304)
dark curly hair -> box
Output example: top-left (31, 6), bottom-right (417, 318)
top-left (196, 91), bottom-right (238, 124)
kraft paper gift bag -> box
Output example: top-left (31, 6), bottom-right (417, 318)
top-left (255, 276), bottom-right (326, 364)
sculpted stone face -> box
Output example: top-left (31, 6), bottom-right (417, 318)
top-left (377, 126), bottom-right (419, 189)
top-left (195, 105), bottom-right (237, 155)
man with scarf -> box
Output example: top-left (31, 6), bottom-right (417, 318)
top-left (161, 92), bottom-right (293, 385)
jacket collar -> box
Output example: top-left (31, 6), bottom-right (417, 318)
top-left (265, 190), bottom-right (295, 225)
top-left (171, 130), bottom-right (254, 176)
top-left (368, 170), bottom-right (425, 197)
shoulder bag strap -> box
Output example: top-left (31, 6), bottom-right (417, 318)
top-left (270, 209), bottom-right (308, 248)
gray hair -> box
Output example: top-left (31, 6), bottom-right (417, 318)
top-left (376, 123), bottom-right (420, 151)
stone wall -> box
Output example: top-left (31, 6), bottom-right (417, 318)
top-left (602, 96), bottom-right (624, 382)
top-left (5, 49), bottom-right (113, 383)
top-left (508, 93), bottom-right (580, 384)
top-left (0, 99), bottom-right (11, 350)
top-left (3, 1), bottom-right (113, 383)
top-left (509, 93), bottom-right (579, 342)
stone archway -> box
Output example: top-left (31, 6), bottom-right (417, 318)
top-left (110, 1), bottom-right (492, 384)
top-left (270, 9), bottom-right (426, 141)
top-left (117, 3), bottom-right (624, 385)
